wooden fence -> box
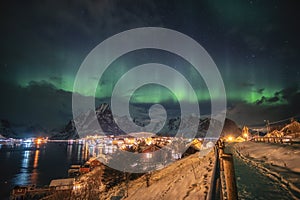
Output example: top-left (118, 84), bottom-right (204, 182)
top-left (251, 137), bottom-right (295, 145)
top-left (207, 140), bottom-right (238, 200)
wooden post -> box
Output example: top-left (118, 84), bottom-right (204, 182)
top-left (222, 154), bottom-right (238, 200)
top-left (126, 172), bottom-right (129, 197)
top-left (219, 148), bottom-right (224, 158)
top-left (146, 172), bottom-right (151, 187)
top-left (218, 140), bottom-right (224, 158)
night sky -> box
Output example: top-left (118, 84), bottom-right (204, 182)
top-left (0, 0), bottom-right (299, 131)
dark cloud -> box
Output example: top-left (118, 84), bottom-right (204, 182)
top-left (229, 85), bottom-right (300, 126)
top-left (255, 85), bottom-right (299, 106)
top-left (255, 96), bottom-right (266, 105)
top-left (274, 91), bottom-right (281, 96)
top-left (279, 85), bottom-right (299, 101)
top-left (227, 101), bottom-right (286, 126)
top-left (257, 88), bottom-right (264, 94)
top-left (228, 101), bottom-right (300, 127)
top-left (266, 96), bottom-right (279, 103)
top-left (255, 95), bottom-right (280, 105)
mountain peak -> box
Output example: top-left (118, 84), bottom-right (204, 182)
top-left (0, 119), bottom-right (16, 138)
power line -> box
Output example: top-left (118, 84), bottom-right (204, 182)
top-left (268, 114), bottom-right (300, 125)
top-left (248, 114), bottom-right (300, 130)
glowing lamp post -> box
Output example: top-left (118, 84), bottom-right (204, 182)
top-left (227, 136), bottom-right (234, 142)
top-left (243, 133), bottom-right (248, 141)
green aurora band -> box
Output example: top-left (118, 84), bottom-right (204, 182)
top-left (17, 75), bottom-right (286, 105)
top-left (15, 50), bottom-right (287, 106)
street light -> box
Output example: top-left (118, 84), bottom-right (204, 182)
top-left (227, 136), bottom-right (234, 142)
top-left (264, 120), bottom-right (270, 134)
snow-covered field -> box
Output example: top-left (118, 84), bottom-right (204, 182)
top-left (233, 141), bottom-right (300, 198)
top-left (101, 151), bottom-right (215, 200)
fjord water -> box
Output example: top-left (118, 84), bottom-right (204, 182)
top-left (0, 142), bottom-right (88, 200)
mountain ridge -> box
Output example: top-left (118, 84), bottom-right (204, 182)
top-left (51, 103), bottom-right (241, 139)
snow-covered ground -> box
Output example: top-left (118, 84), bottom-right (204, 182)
top-left (233, 141), bottom-right (300, 198)
top-left (101, 151), bottom-right (215, 200)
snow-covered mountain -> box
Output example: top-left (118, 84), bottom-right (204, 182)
top-left (52, 103), bottom-right (241, 139)
top-left (0, 119), bottom-right (16, 138)
top-left (51, 103), bottom-right (125, 139)
top-left (159, 117), bottom-right (241, 138)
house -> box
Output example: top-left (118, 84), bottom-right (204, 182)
top-left (88, 158), bottom-right (101, 168)
top-left (112, 139), bottom-right (124, 146)
top-left (11, 186), bottom-right (27, 200)
top-left (79, 163), bottom-right (90, 174)
top-left (141, 145), bottom-right (162, 160)
top-left (68, 165), bottom-right (81, 177)
top-left (49, 178), bottom-right (75, 190)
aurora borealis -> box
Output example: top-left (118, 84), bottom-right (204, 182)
top-left (0, 0), bottom-right (299, 130)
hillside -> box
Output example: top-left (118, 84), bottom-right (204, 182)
top-left (220, 118), bottom-right (242, 137)
top-left (101, 151), bottom-right (215, 200)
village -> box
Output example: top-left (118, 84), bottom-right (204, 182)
top-left (9, 134), bottom-right (205, 200)
top-left (8, 120), bottom-right (300, 200)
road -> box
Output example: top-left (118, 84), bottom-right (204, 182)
top-left (226, 145), bottom-right (295, 200)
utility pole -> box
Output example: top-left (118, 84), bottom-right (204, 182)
top-left (264, 120), bottom-right (270, 134)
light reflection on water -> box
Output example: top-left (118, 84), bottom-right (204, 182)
top-left (15, 150), bottom-right (31, 185)
top-left (31, 149), bottom-right (40, 183)
top-left (0, 142), bottom-right (88, 200)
